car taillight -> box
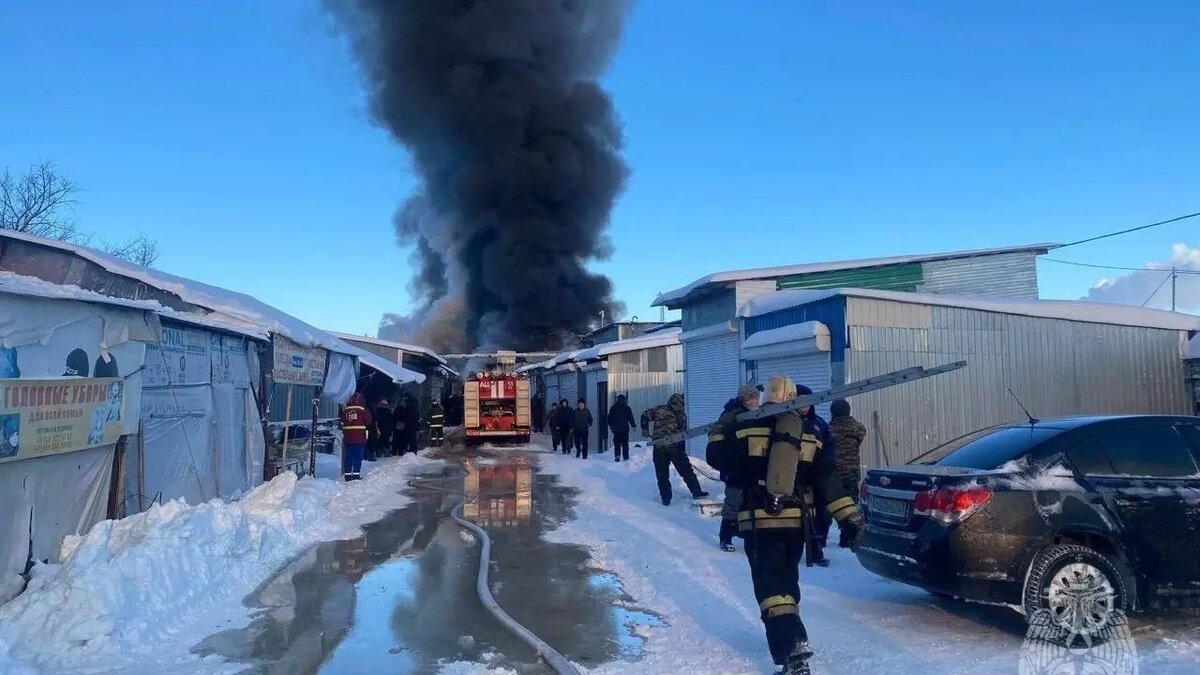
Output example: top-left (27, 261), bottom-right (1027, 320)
top-left (911, 487), bottom-right (992, 523)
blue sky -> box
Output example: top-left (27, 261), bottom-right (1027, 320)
top-left (3, 1), bottom-right (1198, 336)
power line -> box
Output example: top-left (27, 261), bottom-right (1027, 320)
top-left (1041, 257), bottom-right (1200, 275)
top-left (1057, 210), bottom-right (1200, 250)
top-left (1139, 273), bottom-right (1174, 308)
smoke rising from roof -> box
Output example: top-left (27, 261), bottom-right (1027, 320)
top-left (330, 0), bottom-right (630, 352)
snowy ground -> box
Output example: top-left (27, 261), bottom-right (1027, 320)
top-left (520, 437), bottom-right (1200, 675)
top-left (0, 452), bottom-right (441, 675)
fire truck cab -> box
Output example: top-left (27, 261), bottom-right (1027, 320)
top-left (463, 351), bottom-right (532, 445)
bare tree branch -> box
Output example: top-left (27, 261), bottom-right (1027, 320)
top-left (0, 161), bottom-right (83, 243)
top-left (102, 232), bottom-right (160, 268)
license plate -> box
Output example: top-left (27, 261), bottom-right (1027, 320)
top-left (870, 495), bottom-right (910, 519)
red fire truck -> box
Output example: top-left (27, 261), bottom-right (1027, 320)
top-left (463, 351), bottom-right (532, 444)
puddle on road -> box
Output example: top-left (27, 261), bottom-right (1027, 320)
top-left (194, 450), bottom-right (660, 674)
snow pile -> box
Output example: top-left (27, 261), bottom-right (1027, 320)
top-left (0, 454), bottom-right (440, 674)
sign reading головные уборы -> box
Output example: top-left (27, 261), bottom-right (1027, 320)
top-left (271, 335), bottom-right (327, 387)
top-left (0, 378), bottom-right (125, 464)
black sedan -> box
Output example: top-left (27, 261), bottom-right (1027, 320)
top-left (856, 415), bottom-right (1200, 632)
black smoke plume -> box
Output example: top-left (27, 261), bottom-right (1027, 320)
top-left (330, 0), bottom-right (630, 352)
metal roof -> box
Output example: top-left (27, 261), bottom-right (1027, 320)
top-left (740, 287), bottom-right (1200, 332)
top-left (653, 243), bottom-right (1057, 308)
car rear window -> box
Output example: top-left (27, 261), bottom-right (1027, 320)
top-left (913, 426), bottom-right (1062, 470)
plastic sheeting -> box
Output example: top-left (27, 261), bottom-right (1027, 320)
top-left (322, 350), bottom-right (357, 405)
top-left (0, 293), bottom-right (150, 580)
top-left (132, 325), bottom-right (265, 507)
top-left (0, 446), bottom-right (113, 578)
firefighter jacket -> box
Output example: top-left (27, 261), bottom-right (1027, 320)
top-left (340, 393), bottom-right (373, 446)
top-left (732, 410), bottom-right (861, 534)
top-left (429, 404), bottom-right (444, 429)
top-left (706, 398), bottom-right (746, 483)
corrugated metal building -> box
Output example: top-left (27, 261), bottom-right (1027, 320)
top-left (527, 330), bottom-right (685, 450)
top-left (653, 243), bottom-right (1055, 456)
top-left (740, 288), bottom-right (1200, 467)
top-left (1188, 335), bottom-right (1200, 414)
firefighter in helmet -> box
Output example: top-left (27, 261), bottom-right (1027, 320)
top-left (732, 375), bottom-right (863, 675)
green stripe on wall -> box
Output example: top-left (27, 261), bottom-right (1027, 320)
top-left (776, 262), bottom-right (924, 291)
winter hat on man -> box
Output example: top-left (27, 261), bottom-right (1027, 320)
top-left (831, 399), bottom-right (852, 418)
top-left (795, 384), bottom-right (813, 397)
top-left (736, 384), bottom-right (759, 404)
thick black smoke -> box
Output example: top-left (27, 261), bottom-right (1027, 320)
top-left (330, 0), bottom-right (630, 352)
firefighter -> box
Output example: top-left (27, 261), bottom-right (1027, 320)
top-left (429, 400), bottom-right (445, 445)
top-left (734, 375), bottom-right (863, 675)
top-left (707, 384), bottom-right (760, 553)
top-left (643, 393), bottom-right (709, 506)
top-left (339, 393), bottom-right (372, 481)
top-left (796, 384), bottom-right (836, 565)
top-left (371, 398), bottom-right (394, 461)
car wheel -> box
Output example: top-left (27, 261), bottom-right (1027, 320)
top-left (1023, 544), bottom-right (1127, 634)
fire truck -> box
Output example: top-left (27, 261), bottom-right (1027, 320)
top-left (463, 351), bottom-right (532, 444)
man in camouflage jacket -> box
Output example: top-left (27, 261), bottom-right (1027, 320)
top-left (642, 393), bottom-right (708, 506)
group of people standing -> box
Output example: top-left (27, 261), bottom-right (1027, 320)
top-left (338, 392), bottom-right (447, 482)
top-left (538, 393), bottom-right (641, 462)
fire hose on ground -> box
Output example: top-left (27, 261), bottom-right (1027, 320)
top-left (406, 448), bottom-right (581, 675)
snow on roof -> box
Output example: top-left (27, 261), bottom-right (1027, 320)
top-left (343, 343), bottom-right (426, 384)
top-left (0, 229), bottom-right (350, 352)
top-left (741, 322), bottom-right (828, 350)
top-left (740, 287), bottom-right (1200, 332)
top-left (653, 243), bottom-right (1058, 307)
top-left (328, 332), bottom-right (449, 365)
top-left (573, 327), bottom-right (682, 362)
top-left (0, 270), bottom-right (267, 339)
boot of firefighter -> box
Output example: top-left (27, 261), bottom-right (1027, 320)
top-left (779, 641), bottom-right (813, 675)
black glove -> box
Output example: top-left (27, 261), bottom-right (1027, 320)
top-left (839, 514), bottom-right (864, 550)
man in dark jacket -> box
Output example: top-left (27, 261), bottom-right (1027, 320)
top-left (572, 398), bottom-right (593, 459)
top-left (556, 399), bottom-right (573, 455)
top-left (643, 393), bottom-right (709, 505)
top-left (829, 399), bottom-right (867, 547)
top-left (708, 385), bottom-right (760, 552)
top-left (796, 384), bottom-right (836, 566)
top-left (607, 394), bottom-right (636, 462)
top-left (372, 398), bottom-right (394, 460)
top-left (548, 402), bottom-right (562, 452)
top-left (402, 393), bottom-right (421, 453)
top-left (531, 393), bottom-right (545, 433)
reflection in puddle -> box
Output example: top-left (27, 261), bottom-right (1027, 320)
top-left (194, 452), bottom-right (660, 674)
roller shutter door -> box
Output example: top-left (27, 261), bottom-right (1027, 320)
top-left (683, 330), bottom-right (741, 457)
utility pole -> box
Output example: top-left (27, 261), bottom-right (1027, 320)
top-left (1172, 267), bottom-right (1178, 312)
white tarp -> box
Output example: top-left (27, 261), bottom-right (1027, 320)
top-left (0, 293), bottom-right (152, 580)
top-left (322, 351), bottom-right (357, 404)
top-left (136, 326), bottom-right (263, 507)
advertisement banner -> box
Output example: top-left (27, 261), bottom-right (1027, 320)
top-left (272, 336), bottom-right (327, 387)
top-left (211, 334), bottom-right (251, 388)
top-left (144, 326), bottom-right (210, 387)
top-left (0, 377), bottom-right (125, 464)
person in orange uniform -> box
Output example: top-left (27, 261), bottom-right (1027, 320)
top-left (340, 392), bottom-right (372, 481)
